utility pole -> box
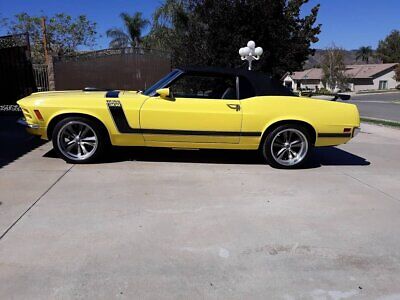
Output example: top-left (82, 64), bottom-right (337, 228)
top-left (40, 16), bottom-right (55, 91)
top-left (41, 17), bottom-right (49, 63)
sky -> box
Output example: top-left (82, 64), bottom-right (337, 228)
top-left (1, 0), bottom-right (399, 50)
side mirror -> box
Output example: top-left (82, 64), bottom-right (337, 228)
top-left (156, 88), bottom-right (173, 100)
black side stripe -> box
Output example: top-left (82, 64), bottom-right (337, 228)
top-left (318, 133), bottom-right (352, 138)
top-left (107, 100), bottom-right (141, 133)
top-left (105, 90), bottom-right (120, 98)
top-left (107, 100), bottom-right (261, 137)
top-left (140, 129), bottom-right (261, 136)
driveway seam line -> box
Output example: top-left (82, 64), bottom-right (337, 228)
top-left (343, 172), bottom-right (400, 203)
top-left (0, 165), bottom-right (75, 241)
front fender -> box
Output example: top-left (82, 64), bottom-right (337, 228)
top-left (44, 109), bottom-right (116, 140)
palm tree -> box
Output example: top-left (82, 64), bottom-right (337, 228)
top-left (143, 0), bottom-right (185, 50)
top-left (106, 12), bottom-right (149, 48)
top-left (356, 46), bottom-right (373, 64)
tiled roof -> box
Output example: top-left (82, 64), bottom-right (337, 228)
top-left (290, 68), bottom-right (323, 80)
top-left (290, 63), bottom-right (398, 80)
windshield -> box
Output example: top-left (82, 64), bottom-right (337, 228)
top-left (143, 69), bottom-right (182, 96)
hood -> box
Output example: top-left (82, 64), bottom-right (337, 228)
top-left (17, 90), bottom-right (144, 106)
top-left (28, 89), bottom-right (140, 98)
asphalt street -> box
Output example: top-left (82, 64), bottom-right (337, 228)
top-left (348, 91), bottom-right (400, 122)
top-left (1, 123), bottom-right (400, 299)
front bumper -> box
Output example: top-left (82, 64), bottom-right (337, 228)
top-left (17, 118), bottom-right (47, 138)
top-left (17, 118), bottom-right (39, 129)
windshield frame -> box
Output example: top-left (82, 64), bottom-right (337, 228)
top-left (143, 69), bottom-right (183, 96)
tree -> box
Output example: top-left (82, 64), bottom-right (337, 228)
top-left (376, 30), bottom-right (400, 63)
top-left (106, 12), bottom-right (149, 48)
top-left (2, 13), bottom-right (98, 63)
top-left (321, 45), bottom-right (349, 91)
top-left (356, 46), bottom-right (373, 63)
top-left (147, 0), bottom-right (321, 78)
top-left (394, 64), bottom-right (400, 82)
top-left (142, 0), bottom-right (187, 50)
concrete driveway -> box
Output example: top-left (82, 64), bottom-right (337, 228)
top-left (0, 123), bottom-right (399, 299)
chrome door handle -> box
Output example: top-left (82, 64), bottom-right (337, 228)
top-left (227, 104), bottom-right (240, 111)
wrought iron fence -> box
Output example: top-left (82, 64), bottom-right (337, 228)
top-left (0, 33), bottom-right (36, 105)
top-left (0, 33), bottom-right (30, 49)
top-left (33, 64), bottom-right (49, 91)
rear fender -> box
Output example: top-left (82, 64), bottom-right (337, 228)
top-left (260, 117), bottom-right (318, 145)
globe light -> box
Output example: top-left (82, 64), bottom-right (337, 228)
top-left (239, 40), bottom-right (263, 70)
top-left (247, 40), bottom-right (255, 49)
top-left (254, 47), bottom-right (263, 56)
top-left (243, 47), bottom-right (251, 56)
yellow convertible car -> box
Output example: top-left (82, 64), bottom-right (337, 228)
top-left (17, 67), bottom-right (360, 168)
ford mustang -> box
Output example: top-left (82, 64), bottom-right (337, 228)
top-left (17, 67), bottom-right (360, 168)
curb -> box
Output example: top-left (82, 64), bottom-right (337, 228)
top-left (361, 117), bottom-right (400, 128)
top-left (356, 90), bottom-right (400, 95)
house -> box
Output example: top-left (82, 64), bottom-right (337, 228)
top-left (282, 63), bottom-right (399, 92)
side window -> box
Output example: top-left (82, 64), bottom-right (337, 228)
top-left (239, 77), bottom-right (256, 99)
top-left (169, 74), bottom-right (237, 99)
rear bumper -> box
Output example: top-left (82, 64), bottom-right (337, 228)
top-left (353, 127), bottom-right (360, 137)
top-left (315, 126), bottom-right (359, 147)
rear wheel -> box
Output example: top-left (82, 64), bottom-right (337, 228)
top-left (52, 117), bottom-right (107, 163)
top-left (261, 124), bottom-right (312, 169)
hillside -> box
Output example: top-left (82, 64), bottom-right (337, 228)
top-left (304, 49), bottom-right (380, 69)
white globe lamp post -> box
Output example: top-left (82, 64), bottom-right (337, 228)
top-left (239, 40), bottom-right (263, 70)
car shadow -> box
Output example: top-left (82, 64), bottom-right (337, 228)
top-left (0, 114), bottom-right (46, 169)
top-left (309, 147), bottom-right (370, 168)
top-left (44, 145), bottom-right (370, 168)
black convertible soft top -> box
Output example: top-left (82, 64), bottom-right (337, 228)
top-left (178, 66), bottom-right (294, 97)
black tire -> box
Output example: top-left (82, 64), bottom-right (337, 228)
top-left (52, 117), bottom-right (108, 164)
top-left (261, 124), bottom-right (313, 169)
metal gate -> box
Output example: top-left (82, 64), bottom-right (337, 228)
top-left (0, 33), bottom-right (37, 105)
top-left (33, 64), bottom-right (49, 92)
top-left (53, 48), bottom-right (172, 91)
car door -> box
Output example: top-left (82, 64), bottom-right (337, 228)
top-left (140, 73), bottom-right (242, 144)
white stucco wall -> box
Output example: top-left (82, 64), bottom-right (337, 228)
top-left (300, 82), bottom-right (324, 91)
top-left (282, 75), bottom-right (324, 91)
top-left (353, 70), bottom-right (398, 92)
top-left (352, 82), bottom-right (374, 92)
top-left (282, 75), bottom-right (295, 90)
top-left (372, 70), bottom-right (398, 89)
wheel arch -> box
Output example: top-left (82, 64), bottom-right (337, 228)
top-left (47, 112), bottom-right (111, 143)
top-left (259, 119), bottom-right (317, 148)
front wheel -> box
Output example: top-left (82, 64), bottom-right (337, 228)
top-left (52, 117), bottom-right (107, 163)
top-left (261, 125), bottom-right (313, 169)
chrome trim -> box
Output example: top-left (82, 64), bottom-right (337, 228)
top-left (17, 118), bottom-right (39, 129)
top-left (236, 76), bottom-right (240, 99)
top-left (145, 69), bottom-right (183, 97)
top-left (353, 127), bottom-right (361, 137)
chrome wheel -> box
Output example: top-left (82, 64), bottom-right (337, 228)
top-left (57, 121), bottom-right (98, 161)
top-left (270, 128), bottom-right (308, 167)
